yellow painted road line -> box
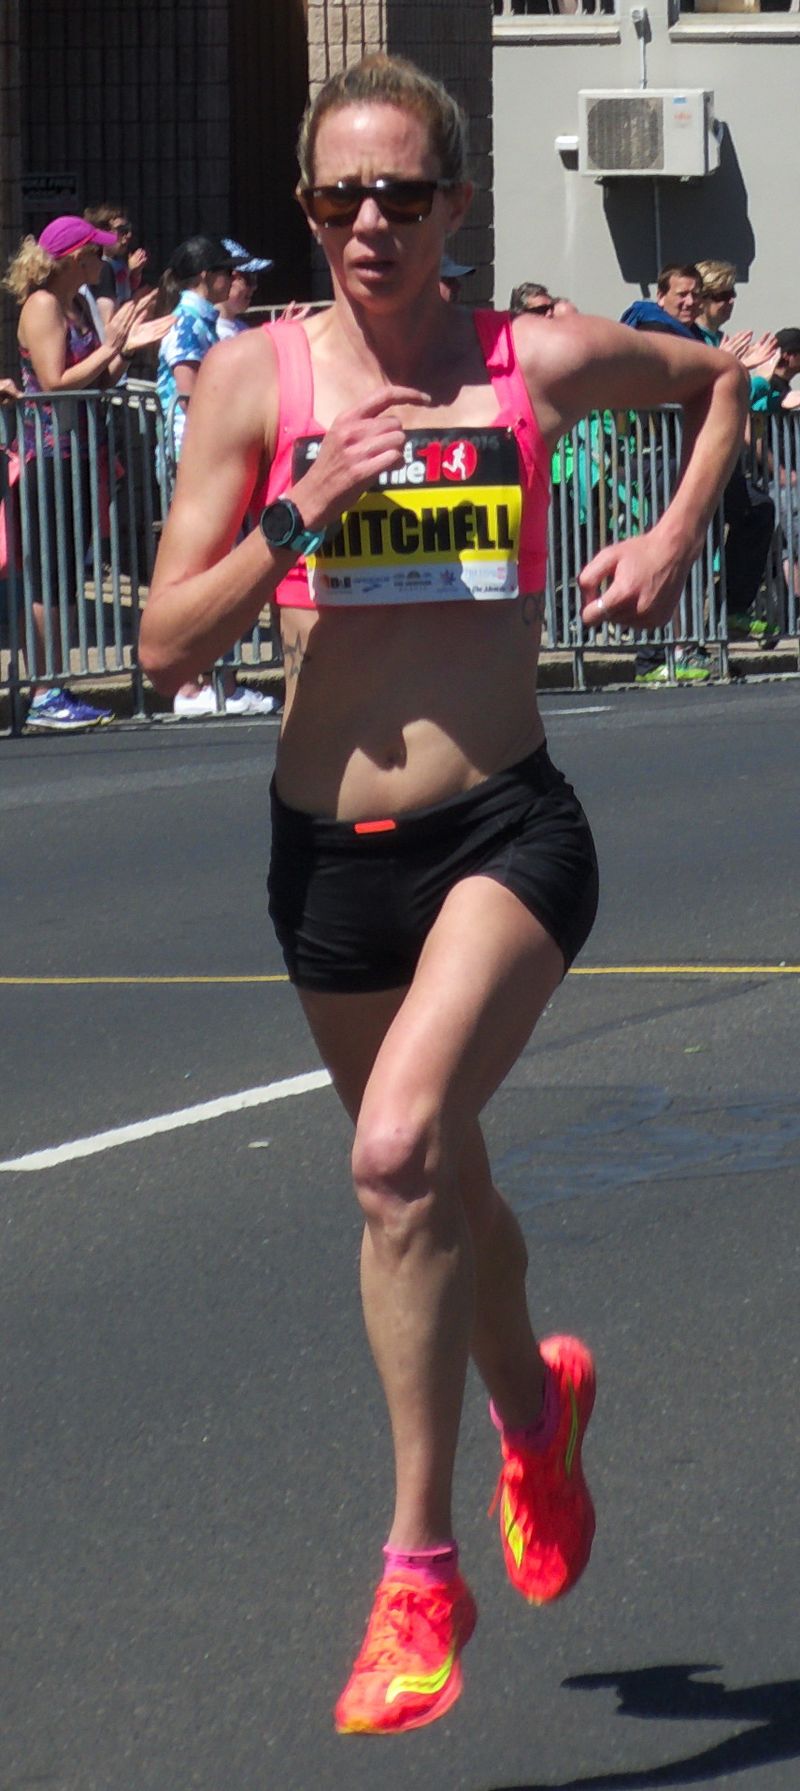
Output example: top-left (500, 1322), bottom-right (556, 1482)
top-left (0, 974), bottom-right (291, 985)
top-left (571, 965), bottom-right (800, 976)
top-left (0, 967), bottom-right (799, 987)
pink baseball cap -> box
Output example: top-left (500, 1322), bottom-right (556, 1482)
top-left (38, 215), bottom-right (118, 258)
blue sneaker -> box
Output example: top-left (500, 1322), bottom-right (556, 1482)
top-left (26, 688), bottom-right (111, 732)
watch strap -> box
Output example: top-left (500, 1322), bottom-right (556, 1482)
top-left (262, 495), bottom-right (325, 557)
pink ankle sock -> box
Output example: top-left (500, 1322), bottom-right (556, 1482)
top-left (490, 1364), bottom-right (559, 1451)
top-left (382, 1542), bottom-right (459, 1586)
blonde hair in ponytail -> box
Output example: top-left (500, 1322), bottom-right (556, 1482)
top-left (3, 235), bottom-right (57, 304)
top-left (298, 53), bottom-right (468, 188)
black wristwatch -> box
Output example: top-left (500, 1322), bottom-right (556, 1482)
top-left (260, 495), bottom-right (326, 557)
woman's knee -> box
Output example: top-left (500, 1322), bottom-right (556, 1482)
top-left (351, 1104), bottom-right (447, 1243)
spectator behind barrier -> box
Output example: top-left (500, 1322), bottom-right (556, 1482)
top-left (621, 264), bottom-right (705, 341)
top-left (748, 328), bottom-right (800, 610)
top-left (752, 328), bottom-right (800, 406)
top-left (2, 216), bottom-right (170, 732)
top-left (215, 237), bottom-right (273, 340)
top-left (439, 253), bottom-right (475, 304)
top-left (695, 259), bottom-right (778, 387)
top-left (693, 261), bottom-right (780, 643)
top-left (156, 235), bottom-right (278, 719)
top-left (509, 281), bottom-right (554, 317)
top-left (84, 203), bottom-right (151, 334)
top-left (622, 268), bottom-right (709, 684)
top-left (624, 263), bottom-right (775, 666)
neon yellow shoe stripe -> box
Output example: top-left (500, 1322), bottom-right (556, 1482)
top-left (564, 1382), bottom-right (579, 1476)
top-left (502, 1487), bottom-right (525, 1568)
top-left (385, 1644), bottom-right (457, 1705)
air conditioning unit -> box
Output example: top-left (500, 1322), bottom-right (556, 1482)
top-left (578, 90), bottom-right (720, 177)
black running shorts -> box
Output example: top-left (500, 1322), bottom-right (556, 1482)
top-left (267, 744), bottom-right (599, 994)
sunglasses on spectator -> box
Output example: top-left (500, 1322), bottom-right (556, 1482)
top-left (712, 289), bottom-right (736, 301)
top-left (525, 301), bottom-right (554, 315)
top-left (301, 178), bottom-right (457, 228)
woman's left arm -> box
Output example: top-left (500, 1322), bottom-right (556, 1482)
top-left (517, 313), bottom-right (748, 629)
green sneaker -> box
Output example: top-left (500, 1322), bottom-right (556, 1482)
top-left (636, 653), bottom-right (711, 686)
top-left (674, 650), bottom-right (712, 684)
top-left (728, 613), bottom-right (779, 646)
top-left (727, 612), bottom-right (753, 640)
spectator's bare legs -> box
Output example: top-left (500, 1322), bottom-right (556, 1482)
top-left (27, 600), bottom-right (53, 698)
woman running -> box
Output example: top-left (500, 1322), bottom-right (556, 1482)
top-left (140, 53), bottom-right (746, 1737)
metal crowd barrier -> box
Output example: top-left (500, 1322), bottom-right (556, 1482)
top-left (546, 404), bottom-right (797, 688)
top-left (0, 385), bottom-right (170, 734)
top-left (2, 389), bottom-right (799, 733)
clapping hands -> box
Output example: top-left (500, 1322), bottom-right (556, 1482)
top-left (719, 330), bottom-right (780, 375)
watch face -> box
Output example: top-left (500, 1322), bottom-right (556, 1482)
top-left (261, 499), bottom-right (295, 547)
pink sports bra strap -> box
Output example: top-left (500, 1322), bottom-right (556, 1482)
top-left (472, 308), bottom-right (521, 410)
top-left (262, 319), bottom-right (315, 446)
top-left (471, 308), bottom-right (546, 494)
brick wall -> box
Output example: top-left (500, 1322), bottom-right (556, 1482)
top-left (18, 0), bottom-right (230, 296)
top-left (305, 0), bottom-right (493, 303)
top-left (0, 0), bottom-right (493, 372)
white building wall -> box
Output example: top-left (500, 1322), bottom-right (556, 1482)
top-left (493, 0), bottom-right (800, 333)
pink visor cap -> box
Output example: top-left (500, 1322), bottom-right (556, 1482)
top-left (38, 215), bottom-right (118, 258)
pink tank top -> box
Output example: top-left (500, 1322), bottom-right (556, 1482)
top-left (255, 310), bottom-right (550, 609)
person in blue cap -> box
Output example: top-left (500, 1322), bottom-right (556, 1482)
top-left (439, 252), bottom-right (475, 304)
top-left (216, 238), bottom-right (274, 340)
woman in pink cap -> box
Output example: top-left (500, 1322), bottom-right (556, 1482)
top-left (3, 215), bottom-right (169, 731)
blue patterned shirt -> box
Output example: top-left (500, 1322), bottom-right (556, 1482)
top-left (156, 288), bottom-right (220, 462)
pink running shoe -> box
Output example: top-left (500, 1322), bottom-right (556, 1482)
top-left (491, 1334), bottom-right (596, 1604)
top-left (335, 1570), bottom-right (478, 1735)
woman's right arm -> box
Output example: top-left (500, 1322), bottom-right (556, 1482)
top-left (140, 330), bottom-right (290, 693)
top-left (141, 332), bottom-right (429, 694)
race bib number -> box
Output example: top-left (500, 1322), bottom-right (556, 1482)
top-left (292, 428), bottom-right (522, 605)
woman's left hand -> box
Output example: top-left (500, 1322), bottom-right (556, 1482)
top-left (0, 378), bottom-right (21, 405)
top-left (579, 528), bottom-right (692, 631)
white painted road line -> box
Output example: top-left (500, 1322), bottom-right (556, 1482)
top-left (0, 1069), bottom-right (332, 1174)
top-left (542, 705), bottom-right (610, 716)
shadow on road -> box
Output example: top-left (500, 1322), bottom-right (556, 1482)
top-left (488, 1661), bottom-right (800, 1789)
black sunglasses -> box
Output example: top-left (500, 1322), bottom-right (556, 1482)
top-left (301, 178), bottom-right (456, 228)
top-left (713, 289), bottom-right (736, 302)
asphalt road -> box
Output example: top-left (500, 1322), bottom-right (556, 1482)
top-left (2, 683), bottom-right (799, 1791)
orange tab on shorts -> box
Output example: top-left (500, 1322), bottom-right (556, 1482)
top-left (353, 818), bottom-right (398, 835)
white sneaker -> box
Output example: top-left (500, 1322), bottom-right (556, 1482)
top-left (173, 685), bottom-right (219, 717)
top-left (224, 686), bottom-right (279, 715)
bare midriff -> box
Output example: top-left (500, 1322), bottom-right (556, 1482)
top-left (272, 312), bottom-right (548, 820)
top-left (274, 593), bottom-right (546, 819)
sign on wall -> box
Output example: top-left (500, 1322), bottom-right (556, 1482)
top-left (21, 173), bottom-right (79, 212)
